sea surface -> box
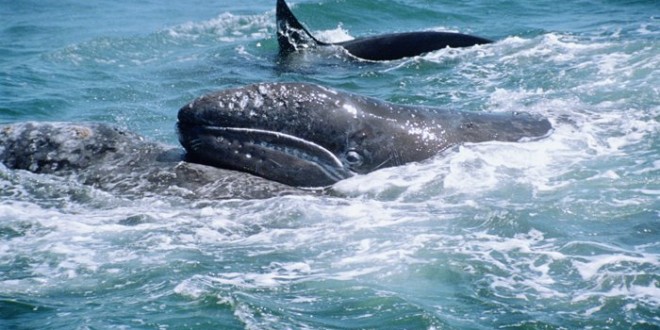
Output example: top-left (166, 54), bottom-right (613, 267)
top-left (1, 0), bottom-right (659, 329)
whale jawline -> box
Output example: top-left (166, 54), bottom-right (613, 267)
top-left (177, 123), bottom-right (354, 187)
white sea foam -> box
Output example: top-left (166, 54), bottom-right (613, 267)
top-left (167, 12), bottom-right (273, 42)
top-left (2, 5), bottom-right (659, 327)
top-left (572, 253), bottom-right (659, 281)
top-left (499, 33), bottom-right (612, 64)
top-left (574, 280), bottom-right (660, 314)
top-left (176, 261), bottom-right (315, 292)
top-left (173, 276), bottom-right (208, 300)
top-left (333, 163), bottom-right (435, 195)
top-left (314, 25), bottom-right (354, 43)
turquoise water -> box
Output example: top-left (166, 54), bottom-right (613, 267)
top-left (1, 0), bottom-right (659, 329)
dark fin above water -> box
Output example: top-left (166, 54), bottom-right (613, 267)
top-left (276, 0), bottom-right (327, 54)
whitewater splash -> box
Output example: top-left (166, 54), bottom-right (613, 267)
top-left (1, 1), bottom-right (659, 328)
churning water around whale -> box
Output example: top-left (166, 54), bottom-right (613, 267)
top-left (1, 0), bottom-right (658, 328)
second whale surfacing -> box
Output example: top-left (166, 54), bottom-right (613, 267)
top-left (178, 82), bottom-right (552, 187)
top-left (276, 0), bottom-right (493, 61)
top-left (0, 122), bottom-right (303, 199)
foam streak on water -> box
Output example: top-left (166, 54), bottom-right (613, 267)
top-left (1, 0), bottom-right (659, 329)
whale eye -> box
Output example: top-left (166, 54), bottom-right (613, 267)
top-left (345, 149), bottom-right (363, 167)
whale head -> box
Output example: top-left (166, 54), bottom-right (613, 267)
top-left (0, 122), bottom-right (147, 173)
top-left (177, 83), bottom-right (444, 187)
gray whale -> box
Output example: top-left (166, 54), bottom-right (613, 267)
top-left (276, 0), bottom-right (493, 61)
top-left (0, 122), bottom-right (303, 199)
top-left (178, 82), bottom-right (552, 187)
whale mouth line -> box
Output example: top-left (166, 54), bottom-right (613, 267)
top-left (177, 123), bottom-right (354, 186)
top-left (199, 125), bottom-right (344, 168)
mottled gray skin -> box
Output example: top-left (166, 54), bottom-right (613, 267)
top-left (178, 82), bottom-right (552, 187)
top-left (276, 0), bottom-right (492, 61)
top-left (0, 122), bottom-right (304, 199)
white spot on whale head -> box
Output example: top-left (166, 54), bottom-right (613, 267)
top-left (408, 127), bottom-right (439, 141)
top-left (239, 95), bottom-right (249, 109)
top-left (71, 126), bottom-right (93, 139)
top-left (252, 94), bottom-right (264, 108)
top-left (342, 104), bottom-right (358, 117)
top-left (257, 84), bottom-right (269, 95)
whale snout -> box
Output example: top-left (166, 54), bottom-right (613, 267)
top-left (177, 121), bottom-right (354, 188)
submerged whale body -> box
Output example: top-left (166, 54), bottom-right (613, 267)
top-left (0, 122), bottom-right (303, 199)
top-left (276, 0), bottom-right (493, 61)
top-left (178, 82), bottom-right (552, 187)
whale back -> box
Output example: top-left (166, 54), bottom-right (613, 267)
top-left (337, 32), bottom-right (492, 61)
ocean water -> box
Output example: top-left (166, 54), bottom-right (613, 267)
top-left (1, 0), bottom-right (659, 328)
